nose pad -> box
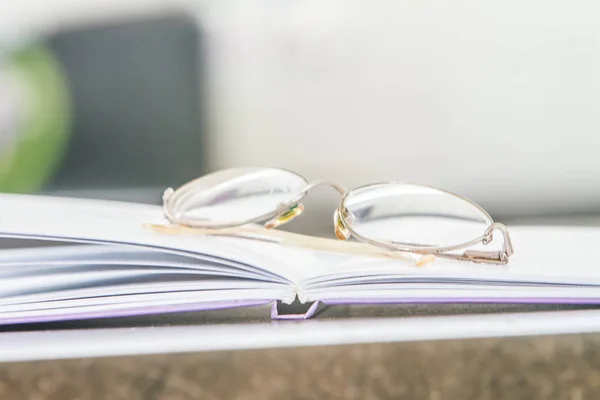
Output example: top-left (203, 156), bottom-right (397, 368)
top-left (264, 204), bottom-right (304, 229)
top-left (334, 208), bottom-right (354, 240)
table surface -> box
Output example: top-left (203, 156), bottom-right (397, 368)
top-left (2, 303), bottom-right (600, 362)
top-left (2, 330), bottom-right (600, 399)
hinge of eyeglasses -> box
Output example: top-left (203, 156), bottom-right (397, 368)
top-left (461, 250), bottom-right (509, 264)
top-left (436, 250), bottom-right (508, 264)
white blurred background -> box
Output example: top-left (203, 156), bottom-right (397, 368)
top-left (200, 0), bottom-right (600, 219)
top-left (2, 0), bottom-right (600, 225)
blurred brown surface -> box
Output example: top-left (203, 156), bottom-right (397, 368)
top-left (0, 333), bottom-right (599, 400)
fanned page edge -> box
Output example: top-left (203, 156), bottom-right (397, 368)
top-left (0, 299), bottom-right (279, 326)
top-left (0, 194), bottom-right (320, 284)
top-left (298, 225), bottom-right (600, 306)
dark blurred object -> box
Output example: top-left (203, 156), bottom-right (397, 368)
top-left (46, 14), bottom-right (204, 196)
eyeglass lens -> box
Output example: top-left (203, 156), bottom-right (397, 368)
top-left (342, 184), bottom-right (493, 248)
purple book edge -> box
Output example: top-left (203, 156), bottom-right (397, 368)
top-left (0, 300), bottom-right (273, 325)
top-left (3, 297), bottom-right (600, 325)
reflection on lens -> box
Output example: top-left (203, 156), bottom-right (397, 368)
top-left (170, 167), bottom-right (308, 226)
top-left (342, 183), bottom-right (492, 248)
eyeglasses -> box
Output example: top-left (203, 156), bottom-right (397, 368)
top-left (159, 167), bottom-right (514, 265)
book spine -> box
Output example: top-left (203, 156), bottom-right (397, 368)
top-left (270, 300), bottom-right (321, 320)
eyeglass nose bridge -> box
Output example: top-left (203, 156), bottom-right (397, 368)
top-left (269, 179), bottom-right (349, 218)
top-left (264, 180), bottom-right (349, 230)
top-left (302, 180), bottom-right (349, 197)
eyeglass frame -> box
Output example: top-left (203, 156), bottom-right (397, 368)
top-left (161, 168), bottom-right (514, 265)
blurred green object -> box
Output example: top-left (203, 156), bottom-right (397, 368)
top-left (0, 45), bottom-right (72, 193)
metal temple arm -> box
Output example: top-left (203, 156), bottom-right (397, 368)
top-left (445, 222), bottom-right (514, 264)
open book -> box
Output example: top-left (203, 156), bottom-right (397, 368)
top-left (0, 193), bottom-right (599, 325)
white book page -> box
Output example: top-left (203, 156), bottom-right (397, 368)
top-left (301, 225), bottom-right (600, 302)
top-left (0, 245), bottom-right (285, 283)
top-left (0, 244), bottom-right (297, 323)
top-left (0, 281), bottom-right (292, 310)
top-left (0, 245), bottom-right (296, 319)
top-left (0, 194), bottom-right (324, 284)
top-left (0, 287), bottom-right (291, 324)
